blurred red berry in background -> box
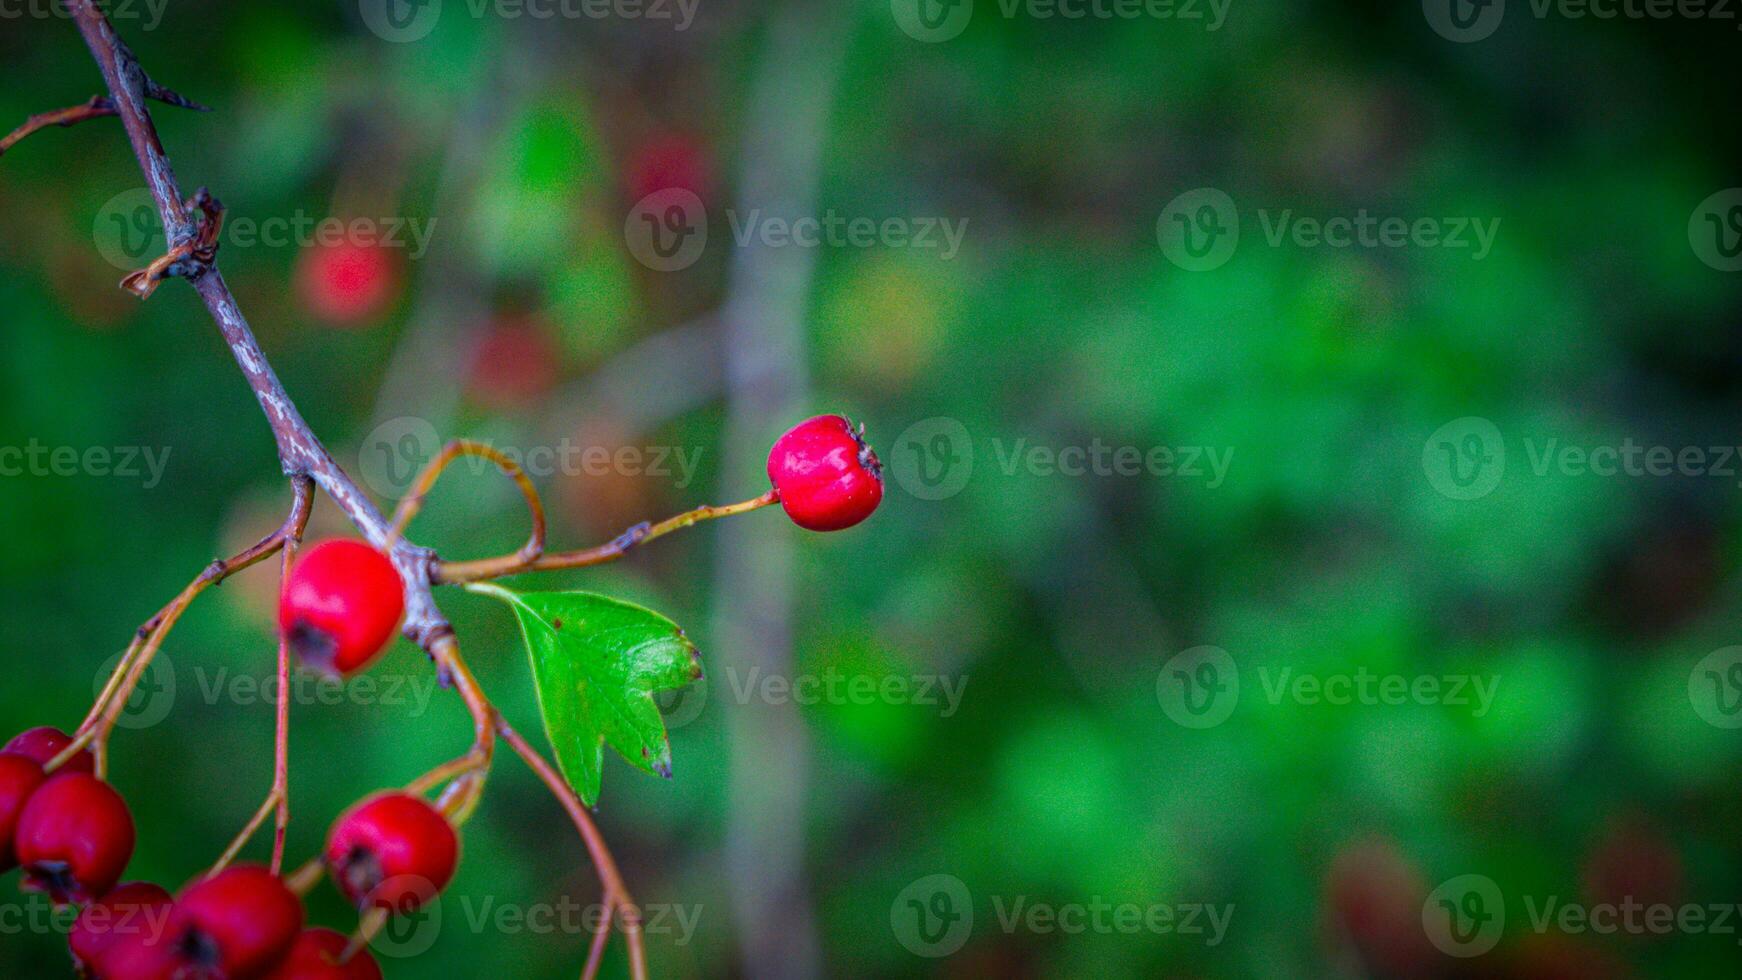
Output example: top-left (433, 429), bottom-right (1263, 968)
top-left (627, 132), bottom-right (710, 202)
top-left (465, 315), bottom-right (561, 411)
top-left (295, 239), bottom-right (400, 327)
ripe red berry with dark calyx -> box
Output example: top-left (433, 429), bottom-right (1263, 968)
top-left (3, 726), bottom-right (95, 775)
top-left (164, 865), bottom-right (304, 979)
top-left (0, 753), bottom-right (47, 873)
top-left (69, 881), bottom-right (173, 973)
top-left (325, 793), bottom-right (459, 913)
top-left (766, 414), bottom-right (885, 531)
top-left (279, 539), bottom-right (406, 677)
top-left (263, 928), bottom-right (384, 980)
top-left (14, 773), bottom-right (135, 905)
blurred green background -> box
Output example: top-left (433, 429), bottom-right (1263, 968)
top-left (4, 0), bottom-right (1742, 976)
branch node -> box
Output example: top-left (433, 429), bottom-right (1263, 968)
top-left (118, 187), bottom-right (223, 299)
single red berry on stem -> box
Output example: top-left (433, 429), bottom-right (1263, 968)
top-left (14, 773), bottom-right (135, 904)
top-left (263, 928), bottom-right (384, 980)
top-left (767, 414), bottom-right (884, 531)
top-left (165, 865), bottom-right (304, 978)
top-left (69, 881), bottom-right (173, 972)
top-left (279, 539), bottom-right (406, 677)
top-left (325, 792), bottom-right (458, 913)
top-left (3, 726), bottom-right (95, 775)
top-left (295, 239), bottom-right (400, 328)
top-left (0, 753), bottom-right (47, 873)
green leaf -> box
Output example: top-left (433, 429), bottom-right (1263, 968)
top-left (471, 584), bottom-right (701, 806)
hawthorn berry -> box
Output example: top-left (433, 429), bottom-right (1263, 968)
top-left (69, 881), bottom-right (173, 973)
top-left (279, 539), bottom-right (406, 677)
top-left (627, 132), bottom-right (711, 201)
top-left (295, 239), bottom-right (400, 327)
top-left (464, 315), bottom-right (561, 411)
top-left (0, 753), bottom-right (47, 873)
top-left (165, 865), bottom-right (304, 978)
top-left (263, 928), bottom-right (384, 980)
top-left (3, 726), bottom-right (95, 775)
top-left (766, 414), bottom-right (884, 531)
top-left (14, 773), bottom-right (135, 904)
top-left (325, 792), bottom-right (458, 913)
top-left (90, 928), bottom-right (180, 980)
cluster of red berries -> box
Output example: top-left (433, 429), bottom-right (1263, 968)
top-left (3, 727), bottom-right (458, 978)
top-left (0, 415), bottom-right (878, 975)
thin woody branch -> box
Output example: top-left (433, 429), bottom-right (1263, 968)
top-left (61, 0), bottom-right (450, 650)
top-left (0, 83), bottom-right (204, 159)
top-left (0, 96), bottom-right (114, 157)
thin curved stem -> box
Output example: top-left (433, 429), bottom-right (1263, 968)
top-left (582, 902), bottom-right (615, 980)
top-left (59, 481), bottom-right (313, 776)
top-left (497, 719), bottom-right (646, 980)
top-left (389, 439), bottom-right (547, 565)
top-left (436, 489), bottom-right (779, 585)
top-left (208, 478), bottom-right (313, 877)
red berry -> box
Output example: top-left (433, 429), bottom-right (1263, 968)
top-left (295, 239), bottom-right (400, 327)
top-left (262, 928), bottom-right (384, 980)
top-left (325, 793), bottom-right (458, 913)
top-left (165, 865), bottom-right (304, 978)
top-left (69, 881), bottom-right (173, 972)
top-left (91, 927), bottom-right (181, 980)
top-left (627, 132), bottom-right (710, 201)
top-left (766, 414), bottom-right (884, 531)
top-left (464, 315), bottom-right (561, 411)
top-left (279, 540), bottom-right (406, 677)
top-left (14, 773), bottom-right (135, 904)
top-left (3, 726), bottom-right (95, 775)
top-left (0, 753), bottom-right (47, 872)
